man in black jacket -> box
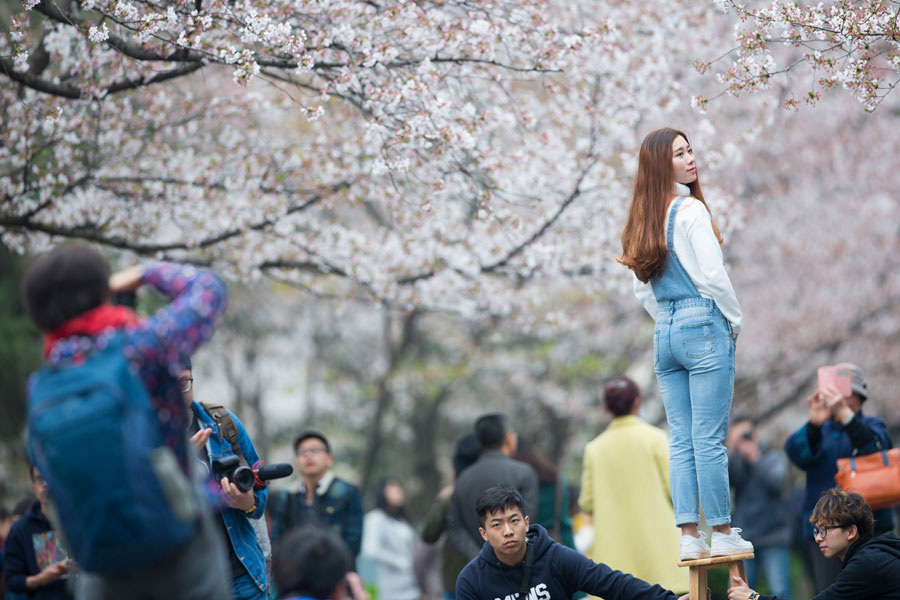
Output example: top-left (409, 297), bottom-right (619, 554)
top-left (447, 414), bottom-right (539, 563)
top-left (728, 488), bottom-right (900, 600)
top-left (456, 487), bottom-right (687, 600)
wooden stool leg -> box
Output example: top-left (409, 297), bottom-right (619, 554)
top-left (689, 566), bottom-right (708, 600)
top-left (727, 560), bottom-right (748, 587)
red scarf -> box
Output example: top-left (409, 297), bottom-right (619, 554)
top-left (43, 304), bottom-right (140, 358)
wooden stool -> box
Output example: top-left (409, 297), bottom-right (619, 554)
top-left (678, 553), bottom-right (754, 600)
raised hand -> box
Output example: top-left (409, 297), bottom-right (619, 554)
top-left (807, 391), bottom-right (830, 426)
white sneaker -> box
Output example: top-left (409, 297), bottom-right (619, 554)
top-left (680, 531), bottom-right (710, 560)
top-left (710, 527), bottom-right (754, 556)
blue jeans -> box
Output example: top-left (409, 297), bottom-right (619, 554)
top-left (745, 546), bottom-right (791, 598)
top-left (443, 592), bottom-right (456, 600)
top-left (233, 571), bottom-right (266, 600)
top-left (655, 299), bottom-right (735, 526)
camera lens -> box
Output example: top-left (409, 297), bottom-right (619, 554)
top-left (233, 466), bottom-right (256, 493)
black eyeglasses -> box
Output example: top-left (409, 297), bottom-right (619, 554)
top-left (813, 525), bottom-right (843, 539)
top-left (179, 377), bottom-right (194, 393)
top-left (297, 447), bottom-right (328, 457)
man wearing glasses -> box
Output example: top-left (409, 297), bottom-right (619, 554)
top-left (268, 432), bottom-right (363, 558)
top-left (783, 364), bottom-right (894, 592)
top-left (727, 488), bottom-right (900, 600)
top-left (182, 362), bottom-right (269, 600)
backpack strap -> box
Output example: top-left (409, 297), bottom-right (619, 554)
top-left (200, 401), bottom-right (247, 465)
top-left (518, 539), bottom-right (534, 598)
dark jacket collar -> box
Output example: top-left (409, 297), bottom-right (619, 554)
top-left (843, 531), bottom-right (900, 566)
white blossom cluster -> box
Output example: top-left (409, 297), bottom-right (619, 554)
top-left (2, 0), bottom-right (745, 321)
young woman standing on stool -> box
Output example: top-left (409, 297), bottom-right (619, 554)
top-left (618, 128), bottom-right (753, 561)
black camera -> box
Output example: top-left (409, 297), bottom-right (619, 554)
top-left (212, 456), bottom-right (256, 492)
top-left (211, 456), bottom-right (293, 493)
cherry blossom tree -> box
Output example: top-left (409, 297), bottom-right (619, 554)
top-left (699, 0), bottom-right (900, 111)
top-left (1, 0), bottom-right (744, 320)
top-left (723, 90), bottom-right (900, 433)
top-left (4, 0), bottom-right (899, 489)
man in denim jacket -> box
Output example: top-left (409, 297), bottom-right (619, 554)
top-left (185, 364), bottom-right (268, 600)
top-left (268, 432), bottom-right (363, 558)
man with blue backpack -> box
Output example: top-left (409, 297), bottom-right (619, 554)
top-left (21, 244), bottom-right (231, 600)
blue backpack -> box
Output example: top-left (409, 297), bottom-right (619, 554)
top-left (27, 332), bottom-right (196, 573)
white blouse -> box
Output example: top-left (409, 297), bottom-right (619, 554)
top-left (633, 189), bottom-right (742, 334)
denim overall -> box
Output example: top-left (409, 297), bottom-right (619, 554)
top-left (651, 197), bottom-right (735, 526)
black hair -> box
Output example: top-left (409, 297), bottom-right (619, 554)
top-left (293, 430), bottom-right (331, 454)
top-left (273, 526), bottom-right (353, 599)
top-left (21, 244), bottom-right (111, 332)
top-left (12, 495), bottom-right (35, 517)
top-left (730, 413), bottom-right (756, 427)
top-left (474, 413), bottom-right (510, 450)
top-left (476, 487), bottom-right (525, 526)
top-left (374, 477), bottom-right (409, 522)
top-left (452, 433), bottom-right (481, 476)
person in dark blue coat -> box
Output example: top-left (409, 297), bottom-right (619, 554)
top-left (783, 363), bottom-right (894, 592)
top-left (2, 466), bottom-right (73, 600)
top-left (455, 487), bottom-right (687, 600)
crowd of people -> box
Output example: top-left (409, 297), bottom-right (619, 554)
top-left (3, 126), bottom-right (900, 600)
top-left (3, 369), bottom-right (899, 600)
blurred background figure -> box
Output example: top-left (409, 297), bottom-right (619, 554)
top-left (360, 478), bottom-right (422, 600)
top-left (273, 526), bottom-right (368, 600)
top-left (569, 484), bottom-right (595, 557)
top-left (420, 434), bottom-right (481, 600)
top-left (4, 496), bottom-right (33, 600)
top-left (784, 363), bottom-right (894, 592)
top-left (579, 376), bottom-right (687, 597)
top-left (2, 466), bottom-right (74, 600)
top-left (1, 502), bottom-right (11, 599)
top-left (446, 413), bottom-right (538, 563)
top-left (514, 435), bottom-right (576, 550)
top-left (726, 416), bottom-right (791, 598)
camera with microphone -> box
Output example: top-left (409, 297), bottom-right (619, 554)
top-left (211, 456), bottom-right (293, 493)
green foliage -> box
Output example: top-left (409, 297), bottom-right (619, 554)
top-left (0, 246), bottom-right (42, 466)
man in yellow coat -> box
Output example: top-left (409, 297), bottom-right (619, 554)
top-left (579, 376), bottom-right (687, 598)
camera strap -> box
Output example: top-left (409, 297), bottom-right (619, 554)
top-left (518, 539), bottom-right (534, 599)
top-left (200, 401), bottom-right (247, 465)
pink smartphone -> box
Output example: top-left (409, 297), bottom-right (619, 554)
top-left (817, 365), bottom-right (852, 397)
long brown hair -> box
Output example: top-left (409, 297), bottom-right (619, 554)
top-left (514, 435), bottom-right (559, 485)
top-left (618, 128), bottom-right (722, 283)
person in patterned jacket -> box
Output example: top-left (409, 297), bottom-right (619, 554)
top-left (21, 244), bottom-right (231, 600)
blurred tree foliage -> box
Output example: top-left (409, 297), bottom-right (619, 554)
top-left (0, 246), bottom-right (42, 492)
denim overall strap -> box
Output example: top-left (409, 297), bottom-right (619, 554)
top-left (651, 197), bottom-right (702, 303)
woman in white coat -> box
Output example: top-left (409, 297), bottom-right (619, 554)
top-left (361, 478), bottom-right (422, 600)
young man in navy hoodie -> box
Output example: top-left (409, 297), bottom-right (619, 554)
top-left (456, 487), bottom-right (688, 600)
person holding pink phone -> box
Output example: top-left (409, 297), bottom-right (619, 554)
top-left (784, 362), bottom-right (895, 593)
top-left (619, 128), bottom-right (751, 561)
